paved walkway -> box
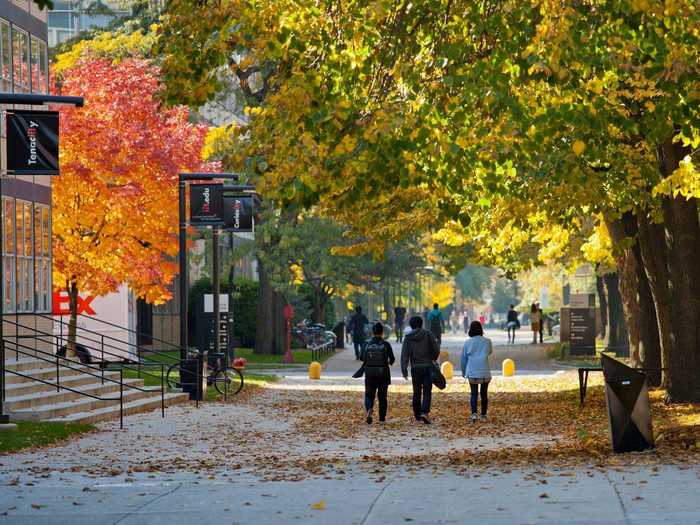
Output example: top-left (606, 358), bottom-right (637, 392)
top-left (0, 329), bottom-right (697, 524)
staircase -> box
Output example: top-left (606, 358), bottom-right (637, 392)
top-left (3, 356), bottom-right (190, 424)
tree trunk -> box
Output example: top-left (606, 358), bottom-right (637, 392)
top-left (67, 279), bottom-right (79, 358)
top-left (602, 272), bottom-right (628, 355)
top-left (254, 258), bottom-right (287, 355)
top-left (607, 215), bottom-right (662, 385)
top-left (595, 273), bottom-right (608, 341)
top-left (633, 137), bottom-right (700, 402)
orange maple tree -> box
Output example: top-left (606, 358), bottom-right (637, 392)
top-left (52, 57), bottom-right (209, 356)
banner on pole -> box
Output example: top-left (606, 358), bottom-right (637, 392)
top-left (223, 194), bottom-right (254, 233)
top-left (190, 183), bottom-right (224, 225)
top-left (6, 110), bottom-right (59, 175)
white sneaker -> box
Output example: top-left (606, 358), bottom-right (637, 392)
top-left (470, 413), bottom-right (478, 422)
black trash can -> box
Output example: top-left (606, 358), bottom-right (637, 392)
top-left (334, 322), bottom-right (345, 349)
top-left (601, 354), bottom-right (654, 453)
top-left (181, 350), bottom-right (208, 401)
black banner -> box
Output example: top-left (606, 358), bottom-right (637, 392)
top-left (190, 184), bottom-right (224, 225)
top-left (6, 110), bottom-right (59, 175)
top-left (223, 194), bottom-right (254, 232)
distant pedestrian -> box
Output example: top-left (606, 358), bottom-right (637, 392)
top-left (479, 314), bottom-right (486, 326)
top-left (361, 323), bottom-right (395, 424)
top-left (427, 303), bottom-right (445, 349)
top-left (401, 316), bottom-right (440, 424)
top-left (460, 321), bottom-right (493, 422)
top-left (349, 306), bottom-right (369, 359)
top-left (506, 304), bottom-right (519, 344)
top-left (536, 303), bottom-right (544, 344)
top-left (462, 312), bottom-right (469, 334)
top-left (450, 310), bottom-right (460, 335)
top-left (530, 303), bottom-right (542, 344)
top-left (394, 303), bottom-right (407, 343)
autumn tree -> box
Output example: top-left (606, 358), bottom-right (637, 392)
top-left (53, 55), bottom-right (207, 356)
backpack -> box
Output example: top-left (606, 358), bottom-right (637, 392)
top-left (364, 340), bottom-right (387, 379)
top-left (429, 312), bottom-right (442, 334)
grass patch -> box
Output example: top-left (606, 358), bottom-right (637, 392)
top-left (0, 421), bottom-right (94, 453)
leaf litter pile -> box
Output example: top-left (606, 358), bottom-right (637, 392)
top-left (0, 371), bottom-right (697, 482)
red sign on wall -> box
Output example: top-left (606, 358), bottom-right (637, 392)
top-left (52, 291), bottom-right (96, 315)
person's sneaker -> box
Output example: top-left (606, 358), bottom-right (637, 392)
top-left (366, 410), bottom-right (373, 424)
top-left (470, 413), bottom-right (478, 422)
top-left (379, 418), bottom-right (386, 423)
top-left (480, 414), bottom-right (488, 421)
top-left (421, 414), bottom-right (433, 425)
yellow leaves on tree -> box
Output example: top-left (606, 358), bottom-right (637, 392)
top-left (53, 57), bottom-right (209, 303)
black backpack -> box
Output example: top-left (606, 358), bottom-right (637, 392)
top-left (429, 313), bottom-right (442, 334)
top-left (364, 340), bottom-right (387, 379)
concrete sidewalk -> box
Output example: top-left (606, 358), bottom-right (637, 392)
top-left (0, 465), bottom-right (698, 524)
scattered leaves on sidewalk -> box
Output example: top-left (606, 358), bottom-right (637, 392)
top-left (311, 500), bottom-right (326, 510)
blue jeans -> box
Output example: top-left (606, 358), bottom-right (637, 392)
top-left (411, 367), bottom-right (433, 419)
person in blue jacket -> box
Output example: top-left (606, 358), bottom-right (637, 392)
top-left (460, 321), bottom-right (493, 422)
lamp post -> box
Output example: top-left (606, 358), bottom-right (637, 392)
top-left (0, 93), bottom-right (84, 424)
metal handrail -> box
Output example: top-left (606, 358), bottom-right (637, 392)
top-left (34, 312), bottom-right (188, 364)
top-left (3, 317), bottom-right (204, 408)
top-left (2, 341), bottom-right (126, 429)
top-left (38, 311), bottom-right (188, 356)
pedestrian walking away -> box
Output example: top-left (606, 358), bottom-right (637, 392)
top-left (460, 321), bottom-right (493, 422)
top-left (537, 302), bottom-right (544, 344)
top-left (506, 304), bottom-right (520, 344)
top-left (427, 303), bottom-right (445, 349)
top-left (401, 316), bottom-right (440, 424)
top-left (394, 303), bottom-right (407, 343)
top-left (361, 322), bottom-right (395, 424)
top-left (462, 312), bottom-right (469, 334)
top-left (349, 306), bottom-right (369, 359)
top-left (530, 303), bottom-right (541, 344)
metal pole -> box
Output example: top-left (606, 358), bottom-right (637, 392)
top-left (161, 363), bottom-right (165, 418)
top-left (213, 226), bottom-right (220, 358)
top-left (0, 174), bottom-right (6, 422)
top-left (178, 178), bottom-right (188, 362)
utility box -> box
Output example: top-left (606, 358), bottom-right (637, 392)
top-left (601, 354), bottom-right (654, 453)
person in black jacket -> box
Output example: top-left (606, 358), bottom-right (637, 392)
top-left (401, 316), bottom-right (440, 424)
top-left (349, 306), bottom-right (370, 360)
top-left (361, 322), bottom-right (395, 424)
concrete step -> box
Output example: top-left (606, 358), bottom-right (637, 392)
top-left (45, 392), bottom-right (191, 424)
top-left (8, 386), bottom-right (165, 421)
top-left (4, 371), bottom-right (122, 397)
top-left (2, 357), bottom-right (55, 373)
top-left (4, 363), bottom-right (109, 385)
top-left (4, 378), bottom-right (146, 411)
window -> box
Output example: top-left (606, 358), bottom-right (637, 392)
top-left (16, 201), bottom-right (33, 312)
top-left (34, 205), bottom-right (51, 312)
top-left (0, 19), bottom-right (10, 92)
top-left (12, 27), bottom-right (30, 93)
top-left (2, 199), bottom-right (16, 314)
top-left (38, 39), bottom-right (47, 94)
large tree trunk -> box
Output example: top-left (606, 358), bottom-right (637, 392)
top-left (595, 273), bottom-right (608, 341)
top-left (607, 215), bottom-right (662, 385)
top-left (602, 272), bottom-right (628, 356)
top-left (66, 279), bottom-right (79, 358)
top-left (254, 258), bottom-right (287, 355)
top-left (634, 138), bottom-right (700, 402)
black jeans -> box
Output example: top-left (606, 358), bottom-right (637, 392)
top-left (411, 367), bottom-right (433, 419)
top-left (353, 337), bottom-right (365, 358)
top-left (470, 382), bottom-right (489, 415)
top-left (365, 377), bottom-right (389, 420)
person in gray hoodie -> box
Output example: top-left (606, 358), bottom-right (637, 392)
top-left (401, 316), bottom-right (440, 424)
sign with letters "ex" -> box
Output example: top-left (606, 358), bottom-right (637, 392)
top-left (52, 291), bottom-right (96, 315)
top-left (6, 110), bottom-right (60, 175)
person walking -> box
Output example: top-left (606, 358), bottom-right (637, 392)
top-left (427, 303), bottom-right (445, 349)
top-left (506, 304), bottom-right (519, 344)
top-left (462, 312), bottom-right (469, 334)
top-left (401, 316), bottom-right (440, 424)
top-left (530, 303), bottom-right (541, 344)
top-left (537, 303), bottom-right (544, 344)
top-left (361, 323), bottom-right (395, 424)
top-left (349, 306), bottom-right (369, 359)
top-left (394, 303), bottom-right (407, 343)
top-left (460, 321), bottom-right (493, 421)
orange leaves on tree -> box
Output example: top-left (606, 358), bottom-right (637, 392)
top-left (52, 58), bottom-right (209, 303)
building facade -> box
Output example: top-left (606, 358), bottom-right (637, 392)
top-left (47, 0), bottom-right (130, 47)
top-left (1, 1), bottom-right (52, 332)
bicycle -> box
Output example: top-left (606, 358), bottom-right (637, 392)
top-left (165, 351), bottom-right (244, 396)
